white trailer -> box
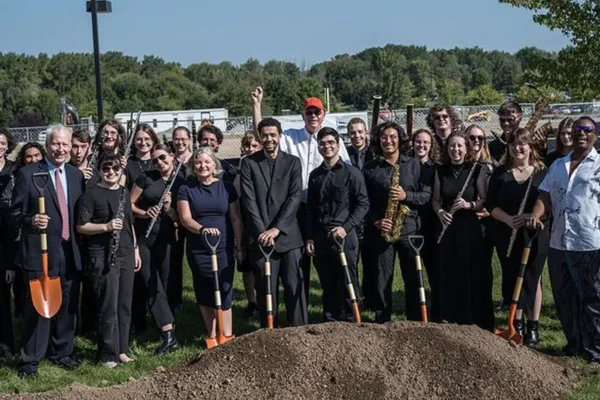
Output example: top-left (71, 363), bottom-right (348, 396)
top-left (114, 108), bottom-right (229, 134)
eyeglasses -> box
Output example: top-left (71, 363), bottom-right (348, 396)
top-left (318, 140), bottom-right (337, 147)
top-left (433, 115), bottom-right (449, 121)
top-left (152, 153), bottom-right (168, 164)
top-left (573, 125), bottom-right (595, 133)
top-left (468, 135), bottom-right (484, 142)
top-left (101, 165), bottom-right (121, 173)
top-left (304, 110), bottom-right (322, 117)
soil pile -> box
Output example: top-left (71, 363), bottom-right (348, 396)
top-left (9, 322), bottom-right (579, 400)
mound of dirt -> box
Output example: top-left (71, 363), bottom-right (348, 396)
top-left (9, 322), bottom-right (579, 400)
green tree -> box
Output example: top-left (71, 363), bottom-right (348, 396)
top-left (464, 84), bottom-right (505, 105)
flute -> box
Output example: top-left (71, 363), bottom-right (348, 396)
top-left (436, 163), bottom-right (478, 244)
top-left (506, 171), bottom-right (536, 257)
top-left (144, 159), bottom-right (184, 239)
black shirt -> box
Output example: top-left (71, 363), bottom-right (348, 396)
top-left (544, 151), bottom-right (567, 168)
top-left (0, 160), bottom-right (16, 212)
top-left (363, 155), bottom-right (432, 235)
top-left (221, 159), bottom-right (237, 184)
top-left (126, 155), bottom-right (155, 190)
top-left (306, 159), bottom-right (369, 240)
top-left (77, 185), bottom-right (134, 257)
top-left (133, 169), bottom-right (184, 238)
top-left (488, 136), bottom-right (507, 162)
top-left (346, 145), bottom-right (376, 171)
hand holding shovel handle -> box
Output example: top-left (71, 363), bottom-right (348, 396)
top-left (259, 243), bottom-right (276, 330)
top-left (408, 235), bottom-right (428, 323)
top-left (332, 235), bottom-right (361, 324)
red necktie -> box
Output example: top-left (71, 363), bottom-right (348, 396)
top-left (55, 168), bottom-right (70, 241)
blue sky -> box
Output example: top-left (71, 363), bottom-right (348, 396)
top-left (0, 0), bottom-right (569, 66)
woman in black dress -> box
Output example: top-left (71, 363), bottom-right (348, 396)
top-left (126, 123), bottom-right (158, 188)
top-left (77, 154), bottom-right (141, 367)
top-left (545, 117), bottom-right (573, 167)
top-left (487, 128), bottom-right (548, 346)
top-left (0, 128), bottom-right (17, 361)
top-left (178, 147), bottom-right (243, 348)
top-left (432, 132), bottom-right (494, 331)
top-left (130, 144), bottom-right (183, 355)
top-left (411, 128), bottom-right (440, 319)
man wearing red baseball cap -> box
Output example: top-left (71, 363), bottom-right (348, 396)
top-left (250, 87), bottom-right (351, 297)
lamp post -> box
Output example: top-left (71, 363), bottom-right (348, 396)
top-left (86, 0), bottom-right (112, 123)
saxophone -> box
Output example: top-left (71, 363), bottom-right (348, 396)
top-left (525, 87), bottom-right (556, 147)
top-left (382, 163), bottom-right (411, 243)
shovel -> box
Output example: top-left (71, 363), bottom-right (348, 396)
top-left (204, 232), bottom-right (234, 349)
top-left (259, 243), bottom-right (276, 330)
top-left (408, 235), bottom-right (428, 323)
top-left (30, 172), bottom-right (62, 319)
top-left (495, 227), bottom-right (540, 344)
top-left (331, 235), bottom-right (361, 324)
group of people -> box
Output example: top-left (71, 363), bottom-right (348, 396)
top-left (1, 86), bottom-right (599, 379)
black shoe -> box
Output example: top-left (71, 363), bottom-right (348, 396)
top-left (495, 303), bottom-right (510, 312)
top-left (244, 302), bottom-right (258, 318)
top-left (52, 356), bottom-right (79, 370)
top-left (514, 319), bottom-right (524, 338)
top-left (154, 330), bottom-right (178, 356)
top-left (18, 369), bottom-right (38, 379)
top-left (0, 348), bottom-right (13, 363)
top-left (525, 320), bottom-right (539, 347)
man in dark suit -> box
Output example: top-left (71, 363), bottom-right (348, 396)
top-left (240, 117), bottom-right (307, 327)
top-left (12, 124), bottom-right (85, 378)
top-left (346, 117), bottom-right (376, 170)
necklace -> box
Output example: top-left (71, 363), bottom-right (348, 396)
top-left (451, 163), bottom-right (464, 179)
top-left (137, 158), bottom-right (152, 172)
top-left (514, 164), bottom-right (531, 173)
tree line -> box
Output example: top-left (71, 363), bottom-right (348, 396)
top-left (0, 44), bottom-right (590, 128)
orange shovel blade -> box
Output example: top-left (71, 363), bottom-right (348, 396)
top-left (29, 277), bottom-right (62, 319)
top-left (495, 327), bottom-right (522, 345)
top-left (217, 335), bottom-right (235, 345)
top-left (205, 337), bottom-right (219, 349)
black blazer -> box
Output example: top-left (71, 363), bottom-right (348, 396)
top-left (346, 145), bottom-right (376, 170)
top-left (11, 161), bottom-right (85, 278)
top-left (240, 150), bottom-right (303, 253)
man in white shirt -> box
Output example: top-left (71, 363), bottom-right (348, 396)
top-left (529, 116), bottom-right (600, 362)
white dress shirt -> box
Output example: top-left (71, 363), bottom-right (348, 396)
top-left (279, 127), bottom-right (351, 202)
top-left (45, 158), bottom-right (69, 206)
top-left (539, 148), bottom-right (600, 251)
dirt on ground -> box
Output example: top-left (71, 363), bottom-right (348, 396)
top-left (6, 322), bottom-right (580, 400)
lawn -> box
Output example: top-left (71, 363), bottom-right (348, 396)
top-left (1, 252), bottom-right (600, 398)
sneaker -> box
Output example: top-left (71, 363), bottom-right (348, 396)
top-left (102, 361), bottom-right (118, 369)
top-left (244, 302), bottom-right (258, 318)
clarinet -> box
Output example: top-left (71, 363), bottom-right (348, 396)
top-left (144, 159), bottom-right (184, 239)
top-left (191, 120), bottom-right (198, 152)
top-left (437, 163), bottom-right (479, 244)
top-left (506, 170), bottom-right (536, 257)
top-left (87, 130), bottom-right (105, 171)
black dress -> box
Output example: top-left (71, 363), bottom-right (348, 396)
top-left (486, 166), bottom-right (549, 310)
top-left (435, 163), bottom-right (494, 331)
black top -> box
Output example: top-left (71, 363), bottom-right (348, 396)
top-left (133, 169), bottom-right (184, 238)
top-left (544, 151), bottom-right (567, 168)
top-left (488, 136), bottom-right (507, 162)
top-left (346, 145), bottom-right (376, 171)
top-left (363, 155), bottom-right (432, 235)
top-left (433, 134), bottom-right (448, 152)
top-left (0, 160), bottom-right (16, 212)
top-left (306, 159), bottom-right (369, 239)
top-left (77, 185), bottom-right (134, 257)
top-left (126, 155), bottom-right (155, 190)
top-left (486, 166), bottom-right (547, 218)
top-left (221, 159), bottom-right (237, 184)
top-left (417, 160), bottom-right (438, 232)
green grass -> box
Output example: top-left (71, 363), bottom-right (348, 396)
top-left (1, 252), bottom-right (600, 398)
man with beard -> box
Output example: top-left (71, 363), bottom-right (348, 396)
top-left (240, 117), bottom-right (307, 327)
top-left (528, 116), bottom-right (600, 362)
top-left (488, 101), bottom-right (522, 162)
top-left (69, 130), bottom-right (93, 180)
top-left (306, 127), bottom-right (369, 322)
top-left (346, 118), bottom-right (375, 170)
top-left (426, 104), bottom-right (460, 150)
top-left (12, 125), bottom-right (85, 378)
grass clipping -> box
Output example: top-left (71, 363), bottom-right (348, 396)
top-left (12, 322), bottom-right (579, 400)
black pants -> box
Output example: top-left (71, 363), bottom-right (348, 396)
top-left (79, 268), bottom-right (97, 336)
top-left (87, 252), bottom-right (135, 362)
top-left (19, 241), bottom-right (78, 373)
top-left (251, 247), bottom-right (307, 327)
top-left (548, 248), bottom-right (581, 355)
top-left (167, 227), bottom-right (185, 310)
top-left (0, 270), bottom-right (13, 354)
top-left (297, 204), bottom-right (311, 299)
top-left (313, 232), bottom-right (360, 322)
top-left (364, 233), bottom-right (419, 323)
top-left (138, 236), bottom-right (174, 329)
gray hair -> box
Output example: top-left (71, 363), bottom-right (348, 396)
top-left (189, 146), bottom-right (223, 178)
top-left (45, 124), bottom-right (73, 147)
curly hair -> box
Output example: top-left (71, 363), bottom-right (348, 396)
top-left (500, 128), bottom-right (546, 171)
top-left (426, 104), bottom-right (459, 132)
top-left (198, 125), bottom-right (224, 145)
top-left (16, 142), bottom-right (46, 168)
top-left (97, 119), bottom-right (127, 155)
top-left (373, 121), bottom-right (411, 156)
top-left (410, 128), bottom-right (441, 163)
top-left (0, 128), bottom-right (18, 157)
top-left (441, 131), bottom-right (477, 165)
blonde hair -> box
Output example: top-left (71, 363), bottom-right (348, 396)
top-left (464, 124), bottom-right (492, 164)
top-left (501, 128), bottom-right (546, 171)
top-left (189, 146), bottom-right (223, 178)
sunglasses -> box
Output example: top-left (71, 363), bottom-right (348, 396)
top-left (433, 115), bottom-right (449, 121)
top-left (304, 110), bottom-right (322, 117)
top-left (573, 125), bottom-right (595, 133)
top-left (468, 135), bottom-right (484, 142)
top-left (152, 153), bottom-right (169, 164)
top-left (101, 165), bottom-right (121, 173)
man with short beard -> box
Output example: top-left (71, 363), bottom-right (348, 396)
top-left (529, 117), bottom-right (600, 361)
top-left (240, 117), bottom-right (307, 327)
top-left (12, 124), bottom-right (85, 378)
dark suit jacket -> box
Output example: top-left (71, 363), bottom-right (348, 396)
top-left (346, 145), bottom-right (376, 170)
top-left (11, 161), bottom-right (85, 278)
top-left (240, 150), bottom-right (303, 253)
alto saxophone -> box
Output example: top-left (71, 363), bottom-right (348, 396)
top-left (525, 87), bottom-right (556, 147)
top-left (382, 163), bottom-right (411, 243)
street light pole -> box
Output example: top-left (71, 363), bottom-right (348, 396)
top-left (87, 0), bottom-right (112, 123)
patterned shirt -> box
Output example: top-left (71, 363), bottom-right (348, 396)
top-left (539, 148), bottom-right (600, 251)
top-left (279, 127), bottom-right (351, 202)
